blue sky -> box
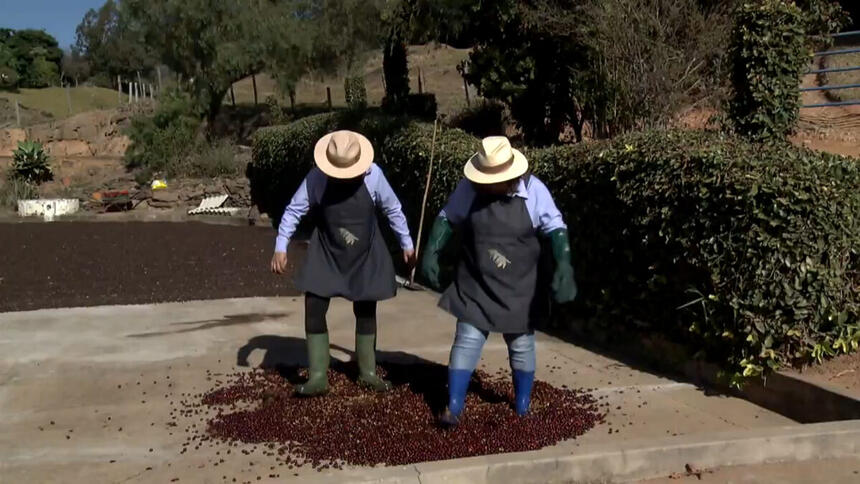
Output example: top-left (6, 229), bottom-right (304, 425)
top-left (4, 0), bottom-right (106, 50)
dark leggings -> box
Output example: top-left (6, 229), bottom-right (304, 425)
top-left (305, 292), bottom-right (377, 335)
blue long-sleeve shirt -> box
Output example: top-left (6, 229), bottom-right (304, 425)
top-left (439, 176), bottom-right (567, 235)
top-left (275, 163), bottom-right (414, 253)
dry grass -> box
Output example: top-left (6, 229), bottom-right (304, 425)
top-left (229, 43), bottom-right (475, 115)
top-left (0, 86), bottom-right (122, 120)
top-left (822, 46), bottom-right (860, 103)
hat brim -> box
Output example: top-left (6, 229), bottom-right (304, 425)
top-left (313, 131), bottom-right (375, 179)
top-left (463, 148), bottom-right (528, 184)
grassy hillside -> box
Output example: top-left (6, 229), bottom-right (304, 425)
top-left (0, 86), bottom-right (122, 120)
top-left (230, 43), bottom-right (474, 115)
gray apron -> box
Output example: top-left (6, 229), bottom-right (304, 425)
top-left (294, 179), bottom-right (397, 301)
top-left (439, 183), bottom-right (541, 333)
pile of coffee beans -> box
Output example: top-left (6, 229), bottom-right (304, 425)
top-left (184, 362), bottom-right (603, 469)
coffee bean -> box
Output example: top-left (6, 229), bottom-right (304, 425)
top-left (172, 362), bottom-right (603, 470)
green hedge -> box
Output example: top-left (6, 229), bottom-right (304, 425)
top-left (251, 112), bottom-right (860, 382)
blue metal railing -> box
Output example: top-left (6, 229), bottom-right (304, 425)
top-left (830, 30), bottom-right (860, 39)
top-left (801, 83), bottom-right (860, 92)
top-left (802, 31), bottom-right (860, 108)
top-left (813, 46), bottom-right (860, 57)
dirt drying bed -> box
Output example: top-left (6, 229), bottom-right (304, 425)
top-left (176, 362), bottom-right (604, 470)
top-left (0, 222), bottom-right (301, 312)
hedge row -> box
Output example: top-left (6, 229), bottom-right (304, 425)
top-left (251, 112), bottom-right (860, 382)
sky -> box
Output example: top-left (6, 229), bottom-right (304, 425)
top-left (3, 0), bottom-right (106, 50)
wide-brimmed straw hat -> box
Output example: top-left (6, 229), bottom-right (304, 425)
top-left (464, 136), bottom-right (528, 184)
top-left (313, 130), bottom-right (375, 179)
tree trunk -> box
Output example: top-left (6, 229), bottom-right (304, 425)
top-left (382, 32), bottom-right (410, 110)
top-left (206, 89), bottom-right (225, 138)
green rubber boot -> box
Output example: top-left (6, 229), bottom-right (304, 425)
top-left (295, 333), bottom-right (330, 397)
top-left (355, 333), bottom-right (392, 392)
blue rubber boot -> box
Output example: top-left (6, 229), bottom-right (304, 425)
top-left (439, 369), bottom-right (472, 426)
top-left (512, 370), bottom-right (535, 416)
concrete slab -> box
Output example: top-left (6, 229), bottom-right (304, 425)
top-left (0, 292), bottom-right (852, 483)
top-left (640, 456), bottom-right (860, 484)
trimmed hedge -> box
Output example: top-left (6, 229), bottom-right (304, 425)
top-left (251, 112), bottom-right (860, 382)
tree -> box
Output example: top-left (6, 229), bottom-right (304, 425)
top-left (464, 0), bottom-right (597, 145)
top-left (62, 48), bottom-right (91, 86)
top-left (125, 0), bottom-right (304, 129)
top-left (26, 56), bottom-right (59, 88)
top-left (74, 0), bottom-right (157, 86)
top-left (0, 42), bottom-right (16, 89)
top-left (5, 29), bottom-right (63, 88)
top-left (378, 0), bottom-right (475, 109)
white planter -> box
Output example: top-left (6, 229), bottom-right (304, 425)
top-left (17, 199), bottom-right (80, 221)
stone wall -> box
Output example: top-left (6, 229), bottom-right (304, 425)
top-left (0, 107), bottom-right (138, 158)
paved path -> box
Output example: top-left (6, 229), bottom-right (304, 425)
top-left (0, 291), bottom-right (853, 483)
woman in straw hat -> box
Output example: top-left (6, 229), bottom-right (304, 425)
top-left (271, 130), bottom-right (416, 396)
top-left (421, 136), bottom-right (577, 425)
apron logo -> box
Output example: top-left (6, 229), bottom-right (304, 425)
top-left (339, 227), bottom-right (359, 246)
top-left (487, 249), bottom-right (511, 269)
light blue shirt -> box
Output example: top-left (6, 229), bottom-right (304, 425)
top-left (439, 176), bottom-right (567, 235)
top-left (275, 163), bottom-right (414, 253)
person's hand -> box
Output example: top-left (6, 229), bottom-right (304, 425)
top-left (403, 249), bottom-right (417, 268)
top-left (271, 252), bottom-right (288, 275)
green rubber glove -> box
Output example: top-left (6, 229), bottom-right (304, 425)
top-left (549, 228), bottom-right (578, 303)
top-left (420, 216), bottom-right (453, 290)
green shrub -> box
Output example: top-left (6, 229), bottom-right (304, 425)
top-left (124, 89), bottom-right (201, 176)
top-left (727, 0), bottom-right (848, 140)
top-left (344, 76), bottom-right (368, 110)
top-left (124, 90), bottom-right (239, 179)
top-left (11, 140), bottom-right (53, 183)
top-left (252, 113), bottom-right (860, 382)
top-left (447, 100), bottom-right (509, 138)
top-left (529, 132), bottom-right (860, 384)
top-left (405, 93), bottom-right (437, 120)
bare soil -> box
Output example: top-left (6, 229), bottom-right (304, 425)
top-left (789, 351), bottom-right (860, 398)
top-left (0, 222), bottom-right (302, 313)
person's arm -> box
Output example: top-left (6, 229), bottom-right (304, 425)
top-left (373, 166), bottom-right (414, 252)
top-left (275, 177), bottom-right (312, 254)
top-left (271, 173), bottom-right (315, 274)
top-left (530, 177), bottom-right (577, 303)
top-left (420, 179), bottom-right (473, 289)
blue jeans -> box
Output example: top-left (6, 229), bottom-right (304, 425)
top-left (448, 321), bottom-right (536, 372)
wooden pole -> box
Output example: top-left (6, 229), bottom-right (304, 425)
top-left (326, 86), bottom-right (332, 109)
top-left (66, 85), bottom-right (73, 114)
top-left (463, 76), bottom-right (471, 107)
top-left (14, 99), bottom-right (20, 127)
top-left (136, 71), bottom-right (143, 93)
top-left (289, 90), bottom-right (296, 111)
top-left (230, 85), bottom-right (236, 106)
top-left (128, 81), bottom-right (132, 103)
top-left (117, 75), bottom-right (122, 104)
top-left (409, 117), bottom-right (440, 285)
top-left (418, 67), bottom-right (423, 94)
top-left (157, 66), bottom-right (163, 93)
top-left (251, 74), bottom-right (258, 105)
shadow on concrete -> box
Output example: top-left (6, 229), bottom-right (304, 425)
top-left (126, 312), bottom-right (290, 338)
top-left (235, 334), bottom-right (507, 414)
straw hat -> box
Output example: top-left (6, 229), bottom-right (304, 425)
top-left (313, 130), bottom-right (375, 179)
top-left (464, 136), bottom-right (528, 184)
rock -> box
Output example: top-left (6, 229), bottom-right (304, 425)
top-left (151, 190), bottom-right (179, 203)
top-left (45, 140), bottom-right (92, 157)
top-left (78, 125), bottom-right (99, 142)
top-left (0, 128), bottom-right (26, 156)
